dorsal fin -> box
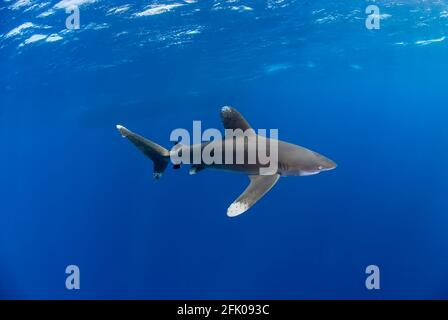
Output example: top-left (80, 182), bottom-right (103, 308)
top-left (220, 106), bottom-right (252, 132)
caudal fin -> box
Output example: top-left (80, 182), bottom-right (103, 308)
top-left (116, 125), bottom-right (170, 179)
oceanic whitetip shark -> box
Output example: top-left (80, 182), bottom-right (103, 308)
top-left (116, 106), bottom-right (336, 217)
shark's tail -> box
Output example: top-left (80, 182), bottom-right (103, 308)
top-left (116, 125), bottom-right (170, 179)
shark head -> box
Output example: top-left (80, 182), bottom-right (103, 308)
top-left (280, 145), bottom-right (337, 176)
top-left (310, 151), bottom-right (337, 173)
top-left (297, 152), bottom-right (337, 176)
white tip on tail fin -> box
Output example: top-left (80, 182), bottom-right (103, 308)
top-left (116, 125), bottom-right (170, 179)
top-left (116, 125), bottom-right (130, 138)
top-left (153, 172), bottom-right (163, 180)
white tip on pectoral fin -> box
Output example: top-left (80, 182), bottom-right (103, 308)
top-left (227, 201), bottom-right (250, 217)
top-left (226, 174), bottom-right (280, 218)
top-left (116, 125), bottom-right (130, 138)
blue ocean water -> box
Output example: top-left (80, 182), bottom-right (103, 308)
top-left (1, 0), bottom-right (448, 299)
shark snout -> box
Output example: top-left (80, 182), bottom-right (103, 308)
top-left (315, 153), bottom-right (337, 171)
top-left (319, 158), bottom-right (337, 171)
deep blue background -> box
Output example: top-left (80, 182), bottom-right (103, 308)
top-left (1, 0), bottom-right (448, 299)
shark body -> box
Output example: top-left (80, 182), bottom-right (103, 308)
top-left (117, 106), bottom-right (336, 217)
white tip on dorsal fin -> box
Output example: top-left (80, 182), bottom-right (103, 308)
top-left (220, 106), bottom-right (253, 132)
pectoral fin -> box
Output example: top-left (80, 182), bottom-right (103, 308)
top-left (227, 174), bottom-right (280, 217)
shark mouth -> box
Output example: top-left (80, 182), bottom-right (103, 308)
top-left (299, 171), bottom-right (320, 176)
